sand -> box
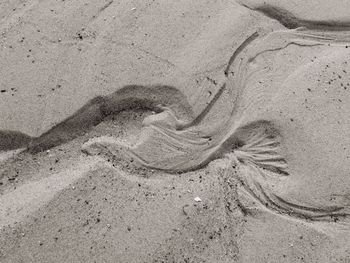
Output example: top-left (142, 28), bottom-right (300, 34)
top-left (1, 0), bottom-right (350, 262)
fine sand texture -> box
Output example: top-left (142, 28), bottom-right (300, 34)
top-left (1, 0), bottom-right (350, 262)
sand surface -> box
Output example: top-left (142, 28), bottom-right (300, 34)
top-left (1, 0), bottom-right (350, 262)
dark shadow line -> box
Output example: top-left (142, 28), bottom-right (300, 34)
top-left (240, 2), bottom-right (350, 30)
top-left (0, 85), bottom-right (193, 154)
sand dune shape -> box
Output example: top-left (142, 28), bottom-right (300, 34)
top-left (2, 28), bottom-right (349, 222)
top-left (83, 118), bottom-right (350, 222)
top-left (15, 85), bottom-right (192, 153)
top-left (82, 29), bottom-right (350, 222)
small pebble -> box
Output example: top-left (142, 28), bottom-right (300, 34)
top-left (194, 197), bottom-right (202, 202)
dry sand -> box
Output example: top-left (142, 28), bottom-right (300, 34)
top-left (1, 0), bottom-right (350, 262)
